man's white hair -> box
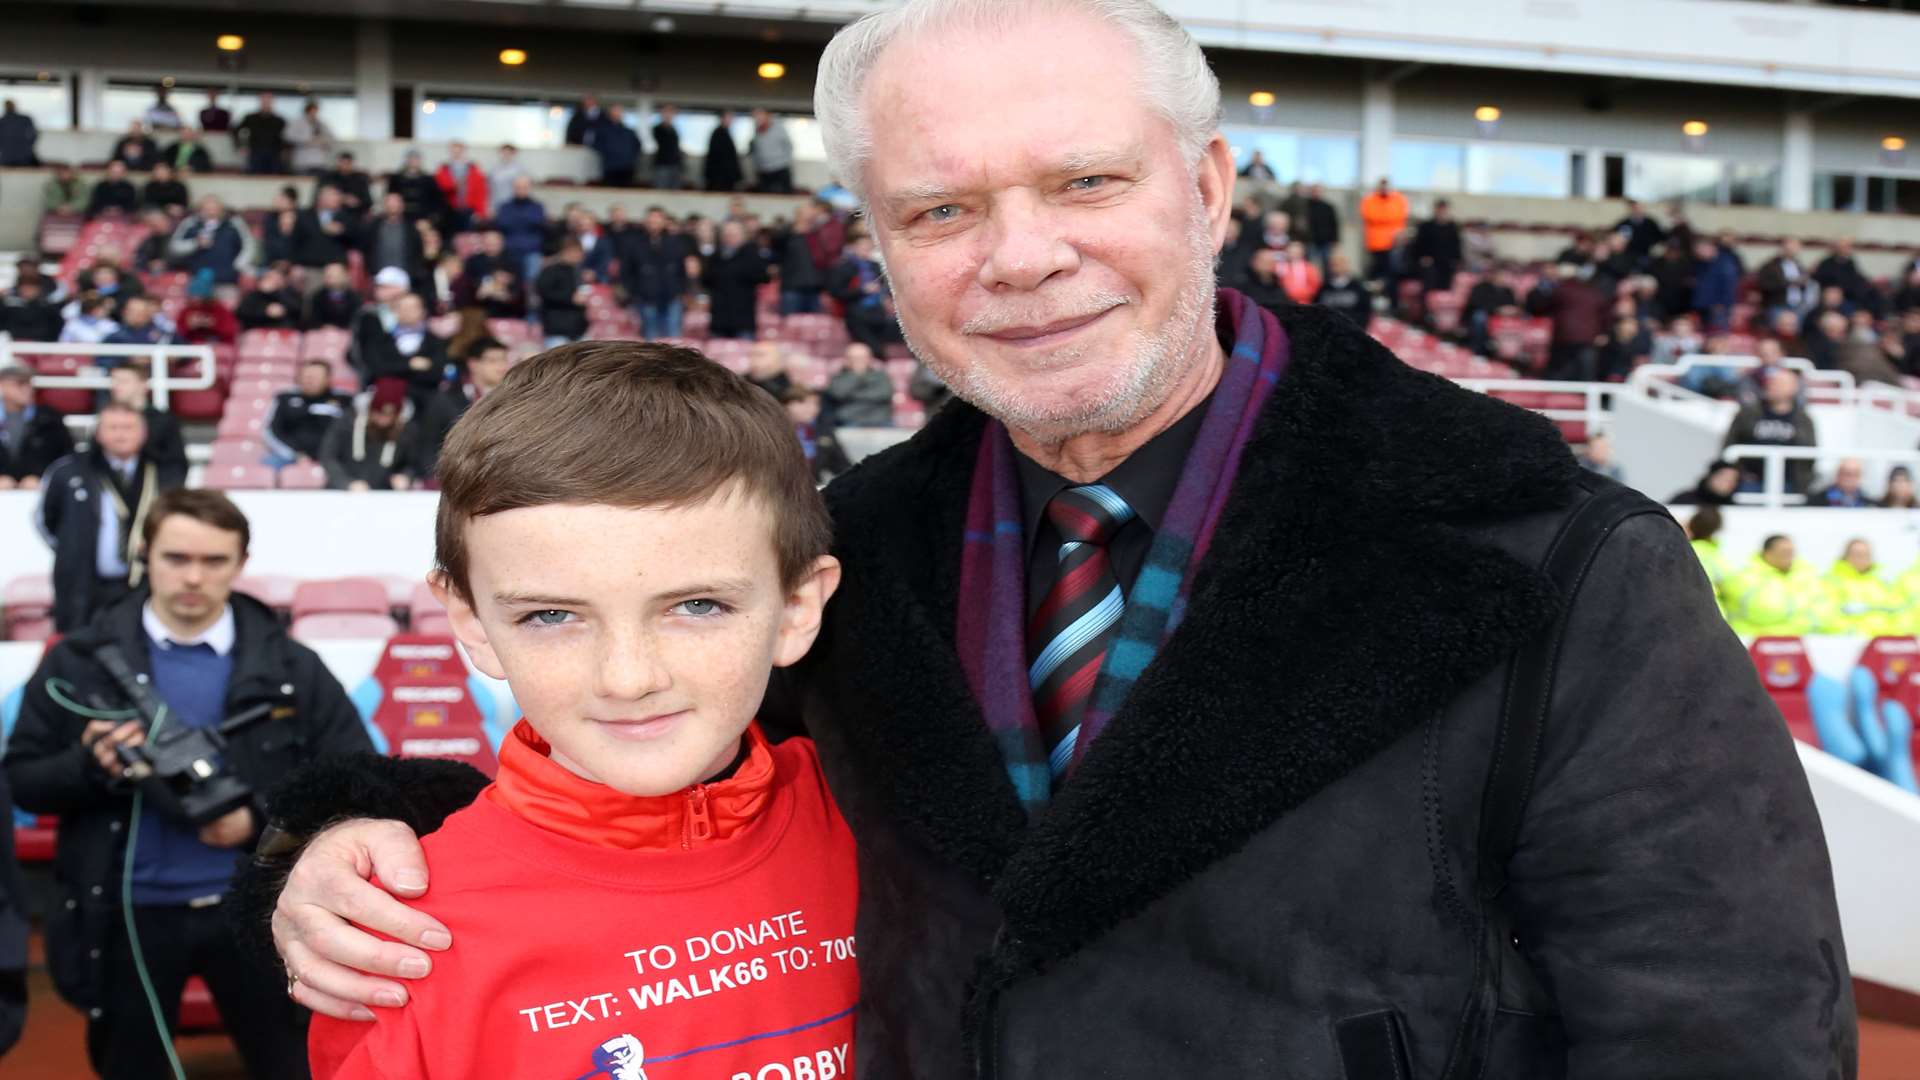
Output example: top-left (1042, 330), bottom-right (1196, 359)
top-left (814, 0), bottom-right (1222, 202)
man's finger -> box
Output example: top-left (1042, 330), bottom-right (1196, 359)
top-left (283, 939), bottom-right (400, 1020)
top-left (360, 820), bottom-right (436, 903)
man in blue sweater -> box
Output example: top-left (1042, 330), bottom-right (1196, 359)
top-left (6, 489), bottom-right (373, 1079)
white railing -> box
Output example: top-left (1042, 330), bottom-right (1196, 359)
top-left (1722, 443), bottom-right (1920, 509)
top-left (0, 341), bottom-right (215, 412)
top-left (1453, 378), bottom-right (1617, 437)
top-left (1635, 353), bottom-right (1920, 415)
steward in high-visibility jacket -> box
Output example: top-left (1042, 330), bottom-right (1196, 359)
top-left (1725, 536), bottom-right (1827, 637)
top-left (1823, 548), bottom-right (1904, 637)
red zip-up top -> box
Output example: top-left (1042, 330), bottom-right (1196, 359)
top-left (309, 721), bottom-right (859, 1080)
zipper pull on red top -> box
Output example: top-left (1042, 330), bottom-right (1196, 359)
top-left (684, 784), bottom-right (714, 847)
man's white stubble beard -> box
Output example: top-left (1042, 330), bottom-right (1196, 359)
top-left (900, 199), bottom-right (1219, 448)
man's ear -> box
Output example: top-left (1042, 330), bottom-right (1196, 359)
top-left (427, 571), bottom-right (507, 680)
top-left (1196, 133), bottom-right (1237, 256)
top-left (772, 555), bottom-right (842, 669)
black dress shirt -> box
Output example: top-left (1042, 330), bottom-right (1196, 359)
top-left (1015, 393), bottom-right (1212, 622)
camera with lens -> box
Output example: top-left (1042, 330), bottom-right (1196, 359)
top-left (89, 644), bottom-right (276, 826)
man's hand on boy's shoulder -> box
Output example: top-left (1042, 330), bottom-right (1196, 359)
top-left (277, 817), bottom-right (450, 1021)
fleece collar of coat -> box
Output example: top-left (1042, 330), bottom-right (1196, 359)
top-left (816, 300), bottom-right (1582, 982)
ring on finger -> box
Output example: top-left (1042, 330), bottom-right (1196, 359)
top-left (287, 968), bottom-right (301, 997)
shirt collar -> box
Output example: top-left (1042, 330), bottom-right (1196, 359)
top-left (143, 602), bottom-right (236, 656)
top-left (1014, 388), bottom-right (1214, 556)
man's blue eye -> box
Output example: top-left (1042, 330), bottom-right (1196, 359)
top-left (1070, 176), bottom-right (1107, 191)
top-left (924, 205), bottom-right (958, 223)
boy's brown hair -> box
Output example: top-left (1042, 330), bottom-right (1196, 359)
top-left (433, 341), bottom-right (832, 601)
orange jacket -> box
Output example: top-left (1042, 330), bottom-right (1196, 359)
top-left (1359, 190), bottom-right (1409, 253)
top-left (1278, 258), bottom-right (1323, 304)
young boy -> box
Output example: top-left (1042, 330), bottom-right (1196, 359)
top-left (307, 341), bottom-right (857, 1080)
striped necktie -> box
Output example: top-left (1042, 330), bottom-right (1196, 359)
top-left (1027, 484), bottom-right (1134, 780)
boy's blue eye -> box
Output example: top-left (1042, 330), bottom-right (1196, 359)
top-left (673, 599), bottom-right (726, 617)
top-left (522, 610), bottom-right (573, 627)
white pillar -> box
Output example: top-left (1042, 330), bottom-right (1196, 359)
top-left (355, 20), bottom-right (394, 140)
top-left (1583, 147), bottom-right (1605, 202)
top-left (1360, 75), bottom-right (1393, 187)
top-left (76, 68), bottom-right (105, 131)
top-left (1781, 109), bottom-right (1814, 212)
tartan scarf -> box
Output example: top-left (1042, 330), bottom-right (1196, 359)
top-left (956, 289), bottom-right (1290, 814)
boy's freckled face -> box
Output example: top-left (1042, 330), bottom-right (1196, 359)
top-left (447, 492), bottom-right (802, 797)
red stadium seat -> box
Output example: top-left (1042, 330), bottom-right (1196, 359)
top-left (291, 577), bottom-right (392, 619)
top-left (178, 976), bottom-right (221, 1033)
top-left (3, 574), bottom-right (53, 622)
top-left (412, 612), bottom-right (455, 637)
top-left (7, 617), bottom-right (56, 642)
top-left (291, 612), bottom-right (402, 641)
top-left (277, 462), bottom-right (328, 490)
top-left (1749, 637), bottom-right (1818, 746)
top-left (234, 575), bottom-right (299, 613)
top-left (203, 463), bottom-right (277, 490)
top-left (215, 412), bottom-right (266, 440)
top-left (169, 386), bottom-right (228, 422)
top-left (409, 581), bottom-right (448, 627)
top-left (208, 440), bottom-right (265, 468)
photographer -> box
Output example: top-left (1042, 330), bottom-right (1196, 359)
top-left (4, 490), bottom-right (373, 1079)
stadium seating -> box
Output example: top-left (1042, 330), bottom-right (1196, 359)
top-left (1751, 637), bottom-right (1819, 746)
top-left (290, 612), bottom-right (402, 640)
top-left (291, 577), bottom-right (392, 620)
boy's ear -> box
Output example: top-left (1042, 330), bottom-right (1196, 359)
top-left (427, 571), bottom-right (507, 681)
top-left (771, 555), bottom-right (841, 669)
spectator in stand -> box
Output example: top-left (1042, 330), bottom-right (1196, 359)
top-left (1529, 263), bottom-right (1609, 380)
top-left (486, 144), bottom-right (528, 215)
top-left (564, 94), bottom-right (602, 147)
top-left (346, 267), bottom-right (412, 381)
top-left (1589, 232), bottom-right (1636, 295)
top-left (493, 177), bottom-right (548, 286)
top-left (33, 402), bottom-right (185, 630)
top-left (1894, 265), bottom-right (1920, 314)
top-left (460, 228), bottom-right (513, 285)
top-left (5, 275), bottom-right (64, 343)
top-left (1814, 237), bottom-right (1880, 317)
top-left (111, 119), bottom-right (159, 171)
top-left (134, 209), bottom-right (176, 273)
top-left (318, 151), bottom-right (374, 214)
top-left (588, 107), bottom-right (641, 188)
top-left (561, 206), bottom-right (611, 281)
top-left (784, 384), bottom-right (853, 483)
top-left (1464, 264), bottom-right (1520, 355)
top-left (417, 336), bottom-right (510, 477)
top-left (198, 91), bottom-right (231, 133)
top-left (1278, 184), bottom-right (1312, 246)
top-left (235, 92), bottom-right (288, 175)
top-left (387, 150), bottom-right (445, 224)
top-left (1312, 250), bottom-right (1369, 330)
top-left (168, 195), bottom-right (255, 285)
top-left (286, 100), bottom-right (335, 175)
top-left (1882, 466), bottom-right (1918, 509)
top-left (705, 109), bottom-right (744, 192)
top-left (237, 267), bottom-right (303, 331)
top-left (1768, 308), bottom-right (1808, 360)
top-left (175, 269), bottom-right (238, 345)
top-left (1612, 200), bottom-right (1665, 269)
top-left (1691, 237), bottom-right (1741, 331)
top-left (257, 186), bottom-right (299, 268)
top-left (434, 141), bottom-right (490, 231)
top-left (749, 108), bottom-right (795, 194)
top-left (1811, 458), bottom-right (1871, 508)
top-left (362, 190), bottom-right (425, 279)
top-left (778, 202), bottom-right (828, 315)
top-left (77, 258), bottom-right (144, 316)
top-left (1555, 231), bottom-right (1597, 270)
top-left (144, 88), bottom-right (182, 130)
top-left (1669, 461), bottom-right (1742, 506)
top-left (1755, 237), bottom-right (1813, 320)
top-left (1832, 310), bottom-right (1905, 388)
top-left (293, 185), bottom-right (357, 269)
top-left (825, 342), bottom-right (896, 427)
top-left (1237, 248), bottom-right (1288, 313)
top-left (42, 162), bottom-right (88, 215)
top-left (0, 363), bottom-right (71, 489)
top-left (1578, 430), bottom-right (1624, 482)
top-left (535, 240), bottom-right (592, 347)
top-left (106, 361), bottom-right (188, 478)
top-left (1358, 177), bottom-right (1408, 287)
top-left (828, 231), bottom-right (902, 354)
top-left (1304, 183), bottom-right (1339, 271)
top-left (1891, 308), bottom-right (1920, 376)
top-left (266, 359), bottom-right (353, 466)
top-left (651, 105), bottom-right (684, 190)
top-left (745, 341), bottom-right (793, 400)
top-left (1410, 199), bottom-right (1462, 292)
top-left (1723, 365), bottom-right (1817, 494)
top-left (0, 99), bottom-right (37, 166)
top-left (304, 262), bottom-right (362, 330)
top-left (1237, 150), bottom-right (1275, 181)
top-left (140, 161), bottom-right (189, 215)
top-left (102, 298), bottom-right (173, 375)
top-left (1597, 314), bottom-right (1653, 382)
top-left (1805, 309), bottom-right (1849, 370)
top-left (620, 205), bottom-right (692, 340)
top-left (60, 293), bottom-right (119, 345)
top-left (358, 293), bottom-right (448, 411)
top-left (160, 128), bottom-right (213, 173)
top-left (703, 220), bottom-right (769, 341)
top-left (319, 377), bottom-right (428, 491)
top-left (1276, 241), bottom-right (1322, 305)
top-left (85, 160), bottom-right (139, 220)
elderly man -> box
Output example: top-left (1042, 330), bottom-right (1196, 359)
top-left (246, 2), bottom-right (1851, 1077)
top-left (167, 195), bottom-right (256, 284)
